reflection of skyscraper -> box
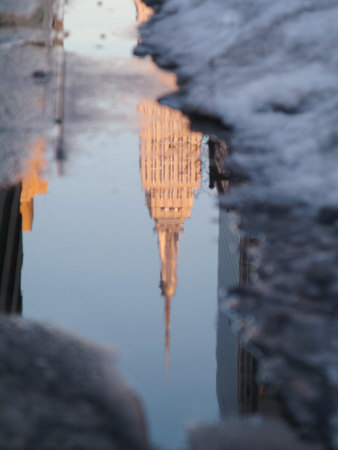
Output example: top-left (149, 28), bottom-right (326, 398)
top-left (139, 101), bottom-right (201, 368)
top-left (216, 207), bottom-right (240, 416)
top-left (0, 138), bottom-right (48, 312)
top-left (20, 137), bottom-right (48, 232)
top-left (237, 237), bottom-right (259, 414)
top-left (0, 185), bottom-right (23, 313)
top-left (210, 137), bottom-right (259, 417)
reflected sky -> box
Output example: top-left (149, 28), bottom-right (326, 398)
top-left (19, 1), bottom-right (220, 448)
top-left (22, 131), bottom-right (219, 449)
top-left (0, 0), bottom-right (266, 448)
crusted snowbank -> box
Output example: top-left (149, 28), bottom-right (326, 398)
top-left (137, 0), bottom-right (338, 209)
top-left (136, 1), bottom-right (338, 448)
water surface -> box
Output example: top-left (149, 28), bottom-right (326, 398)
top-left (1, 1), bottom-right (246, 448)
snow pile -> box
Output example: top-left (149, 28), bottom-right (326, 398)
top-left (138, 0), bottom-right (338, 209)
top-left (137, 1), bottom-right (338, 448)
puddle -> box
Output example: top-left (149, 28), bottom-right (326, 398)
top-left (0, 1), bottom-right (267, 448)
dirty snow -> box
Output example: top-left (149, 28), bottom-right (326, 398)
top-left (138, 0), bottom-right (338, 209)
top-left (137, 1), bottom-right (338, 448)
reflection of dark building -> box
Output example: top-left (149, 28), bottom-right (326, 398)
top-left (237, 237), bottom-right (259, 414)
top-left (216, 207), bottom-right (240, 416)
top-left (0, 185), bottom-right (23, 313)
top-left (138, 100), bottom-right (201, 370)
top-left (208, 136), bottom-right (229, 194)
top-left (210, 137), bottom-right (259, 417)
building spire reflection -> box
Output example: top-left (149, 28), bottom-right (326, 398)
top-left (139, 100), bottom-right (201, 369)
top-left (136, 0), bottom-right (202, 369)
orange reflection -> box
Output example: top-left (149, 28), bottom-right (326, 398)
top-left (20, 137), bottom-right (48, 232)
top-left (135, 0), bottom-right (154, 24)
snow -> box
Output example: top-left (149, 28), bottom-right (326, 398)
top-left (137, 1), bottom-right (338, 447)
top-left (139, 0), bottom-right (338, 209)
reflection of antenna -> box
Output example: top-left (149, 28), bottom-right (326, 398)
top-left (164, 295), bottom-right (171, 372)
top-left (158, 226), bottom-right (180, 373)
